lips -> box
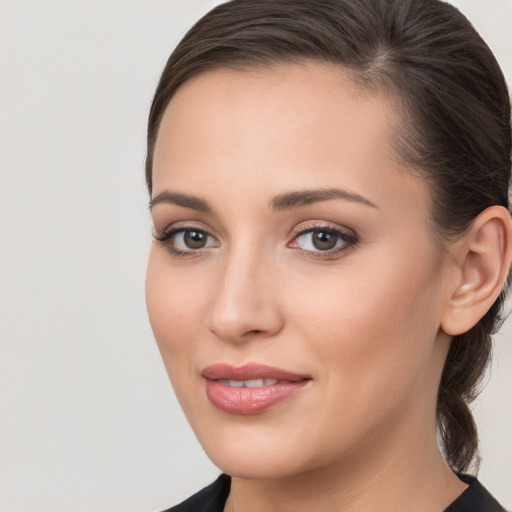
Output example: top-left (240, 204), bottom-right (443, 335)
top-left (201, 363), bottom-right (311, 414)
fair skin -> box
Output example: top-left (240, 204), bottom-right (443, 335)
top-left (146, 62), bottom-right (512, 512)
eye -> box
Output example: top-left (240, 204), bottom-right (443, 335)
top-left (154, 227), bottom-right (219, 255)
top-left (289, 225), bottom-right (358, 256)
top-left (298, 230), bottom-right (339, 251)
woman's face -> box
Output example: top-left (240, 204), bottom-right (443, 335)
top-left (146, 63), bottom-right (453, 479)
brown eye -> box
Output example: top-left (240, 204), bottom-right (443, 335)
top-left (184, 230), bottom-right (208, 249)
top-left (154, 227), bottom-right (220, 254)
top-left (311, 230), bottom-right (338, 251)
top-left (290, 226), bottom-right (358, 256)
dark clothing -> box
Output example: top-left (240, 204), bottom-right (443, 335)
top-left (163, 474), bottom-right (230, 512)
top-left (444, 474), bottom-right (506, 512)
top-left (163, 473), bottom-right (506, 512)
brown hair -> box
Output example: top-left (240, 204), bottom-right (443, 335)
top-left (146, 0), bottom-right (511, 473)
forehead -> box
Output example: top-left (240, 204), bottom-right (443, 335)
top-left (158, 62), bottom-right (396, 147)
top-left (155, 63), bottom-right (401, 171)
top-left (152, 62), bottom-right (429, 223)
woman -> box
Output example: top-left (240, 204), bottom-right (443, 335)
top-left (145, 0), bottom-right (512, 510)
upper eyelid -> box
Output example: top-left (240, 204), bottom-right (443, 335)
top-left (155, 220), bottom-right (219, 238)
top-left (154, 226), bottom-right (218, 243)
top-left (289, 221), bottom-right (356, 238)
top-left (290, 226), bottom-right (357, 244)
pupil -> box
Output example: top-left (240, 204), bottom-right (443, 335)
top-left (185, 230), bottom-right (206, 249)
top-left (312, 231), bottom-right (337, 250)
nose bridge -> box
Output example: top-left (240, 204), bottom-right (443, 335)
top-left (206, 240), bottom-right (282, 343)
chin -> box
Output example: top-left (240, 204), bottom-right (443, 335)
top-left (189, 422), bottom-right (283, 476)
top-left (193, 422), bottom-right (334, 481)
top-left (209, 451), bottom-right (307, 480)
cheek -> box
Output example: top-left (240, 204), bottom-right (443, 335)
top-left (145, 250), bottom-right (209, 377)
top-left (289, 247), bottom-right (443, 409)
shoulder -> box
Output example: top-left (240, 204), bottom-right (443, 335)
top-left (444, 474), bottom-right (507, 512)
top-left (160, 474), bottom-right (231, 512)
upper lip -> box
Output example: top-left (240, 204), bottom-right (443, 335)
top-left (201, 363), bottom-right (311, 382)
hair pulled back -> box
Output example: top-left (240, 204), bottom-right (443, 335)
top-left (146, 0), bottom-right (511, 473)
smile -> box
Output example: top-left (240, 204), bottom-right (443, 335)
top-left (217, 378), bottom-right (281, 387)
top-left (202, 364), bottom-right (311, 415)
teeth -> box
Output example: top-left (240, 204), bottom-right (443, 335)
top-left (217, 378), bottom-right (280, 388)
top-left (245, 378), bottom-right (263, 388)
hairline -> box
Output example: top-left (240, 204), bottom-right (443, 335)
top-left (148, 57), bottom-right (451, 249)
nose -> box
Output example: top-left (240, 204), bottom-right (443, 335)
top-left (206, 249), bottom-right (284, 344)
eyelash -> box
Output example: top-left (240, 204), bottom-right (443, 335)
top-left (289, 224), bottom-right (358, 259)
top-left (153, 227), bottom-right (218, 258)
top-left (153, 224), bottom-right (358, 260)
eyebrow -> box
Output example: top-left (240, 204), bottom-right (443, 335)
top-left (149, 187), bottom-right (378, 213)
top-left (270, 188), bottom-right (378, 211)
top-left (149, 191), bottom-right (212, 212)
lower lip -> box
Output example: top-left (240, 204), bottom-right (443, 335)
top-left (205, 380), bottom-right (310, 415)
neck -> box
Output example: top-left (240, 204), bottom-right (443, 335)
top-left (224, 416), bottom-right (467, 512)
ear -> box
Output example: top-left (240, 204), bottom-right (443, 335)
top-left (441, 206), bottom-right (512, 336)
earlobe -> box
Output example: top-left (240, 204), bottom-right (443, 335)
top-left (441, 206), bottom-right (512, 336)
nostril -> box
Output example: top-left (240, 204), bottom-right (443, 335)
top-left (244, 329), bottom-right (263, 336)
top-left (206, 296), bottom-right (284, 343)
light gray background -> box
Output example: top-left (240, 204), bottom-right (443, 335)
top-left (1, 1), bottom-right (510, 510)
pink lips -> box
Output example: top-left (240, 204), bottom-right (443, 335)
top-left (201, 363), bottom-right (311, 415)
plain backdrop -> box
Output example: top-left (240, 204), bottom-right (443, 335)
top-left (1, 1), bottom-right (511, 511)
